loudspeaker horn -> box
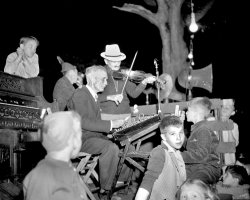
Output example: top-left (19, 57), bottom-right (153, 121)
top-left (177, 64), bottom-right (213, 93)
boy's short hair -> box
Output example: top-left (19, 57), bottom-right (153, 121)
top-left (226, 165), bottom-right (248, 185)
top-left (159, 115), bottom-right (182, 133)
top-left (20, 36), bottom-right (39, 46)
top-left (41, 111), bottom-right (81, 152)
top-left (189, 97), bottom-right (212, 117)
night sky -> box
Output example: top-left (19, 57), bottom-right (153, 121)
top-left (0, 1), bottom-right (249, 154)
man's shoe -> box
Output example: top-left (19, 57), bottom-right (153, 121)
top-left (99, 190), bottom-right (109, 200)
top-left (115, 181), bottom-right (124, 187)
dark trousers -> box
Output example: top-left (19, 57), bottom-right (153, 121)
top-left (81, 137), bottom-right (120, 191)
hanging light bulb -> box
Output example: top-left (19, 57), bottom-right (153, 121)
top-left (189, 13), bottom-right (198, 32)
top-left (189, 2), bottom-right (198, 33)
top-left (188, 51), bottom-right (193, 59)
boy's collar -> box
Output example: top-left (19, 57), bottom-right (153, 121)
top-left (161, 140), bottom-right (176, 152)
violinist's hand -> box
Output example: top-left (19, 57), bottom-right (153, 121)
top-left (107, 134), bottom-right (113, 139)
top-left (111, 119), bottom-right (125, 129)
top-left (107, 94), bottom-right (123, 105)
top-left (142, 76), bottom-right (156, 85)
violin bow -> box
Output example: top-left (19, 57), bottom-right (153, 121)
top-left (120, 51), bottom-right (138, 94)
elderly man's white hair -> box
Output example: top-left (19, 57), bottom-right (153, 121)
top-left (85, 65), bottom-right (107, 84)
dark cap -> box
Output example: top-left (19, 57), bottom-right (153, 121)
top-left (61, 62), bottom-right (76, 73)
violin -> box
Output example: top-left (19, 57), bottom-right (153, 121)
top-left (112, 69), bottom-right (151, 83)
top-left (112, 68), bottom-right (166, 86)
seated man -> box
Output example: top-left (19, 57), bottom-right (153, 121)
top-left (69, 65), bottom-right (126, 198)
top-left (23, 111), bottom-right (88, 200)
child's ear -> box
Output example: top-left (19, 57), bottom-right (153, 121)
top-left (160, 134), bottom-right (167, 141)
top-left (234, 177), bottom-right (240, 185)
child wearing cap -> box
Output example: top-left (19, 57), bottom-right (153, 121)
top-left (135, 115), bottom-right (186, 200)
top-left (4, 36), bottom-right (39, 78)
top-left (23, 111), bottom-right (88, 200)
top-left (53, 61), bottom-right (78, 111)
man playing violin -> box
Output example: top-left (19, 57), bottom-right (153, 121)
top-left (99, 44), bottom-right (156, 120)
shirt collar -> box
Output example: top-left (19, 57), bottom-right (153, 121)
top-left (86, 85), bottom-right (98, 101)
top-left (162, 140), bottom-right (176, 153)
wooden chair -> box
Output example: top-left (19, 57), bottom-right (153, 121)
top-left (73, 152), bottom-right (100, 200)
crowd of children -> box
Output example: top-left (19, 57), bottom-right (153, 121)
top-left (20, 96), bottom-right (250, 200)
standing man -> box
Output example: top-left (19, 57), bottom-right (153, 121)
top-left (69, 65), bottom-right (126, 199)
top-left (99, 44), bottom-right (156, 120)
top-left (53, 61), bottom-right (78, 111)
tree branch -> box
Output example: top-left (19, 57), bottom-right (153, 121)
top-left (113, 4), bottom-right (159, 25)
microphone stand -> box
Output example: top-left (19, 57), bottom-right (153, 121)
top-left (154, 59), bottom-right (161, 114)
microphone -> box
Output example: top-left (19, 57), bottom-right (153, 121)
top-left (154, 59), bottom-right (158, 67)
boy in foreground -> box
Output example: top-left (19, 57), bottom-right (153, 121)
top-left (135, 115), bottom-right (186, 200)
top-left (23, 111), bottom-right (88, 200)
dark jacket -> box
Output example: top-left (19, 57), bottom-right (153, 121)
top-left (23, 156), bottom-right (87, 200)
top-left (53, 76), bottom-right (75, 111)
top-left (69, 86), bottom-right (111, 143)
top-left (181, 120), bottom-right (220, 167)
top-left (98, 66), bottom-right (146, 114)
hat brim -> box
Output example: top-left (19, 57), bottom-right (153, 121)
top-left (100, 52), bottom-right (126, 62)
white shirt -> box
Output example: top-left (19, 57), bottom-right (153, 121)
top-left (86, 85), bottom-right (98, 102)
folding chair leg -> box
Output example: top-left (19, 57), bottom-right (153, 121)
top-left (74, 152), bottom-right (100, 200)
top-left (82, 181), bottom-right (97, 200)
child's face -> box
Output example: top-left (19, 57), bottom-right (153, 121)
top-left (220, 105), bottom-right (234, 119)
top-left (180, 185), bottom-right (206, 200)
top-left (161, 125), bottom-right (185, 150)
top-left (68, 69), bottom-right (78, 84)
top-left (76, 74), bottom-right (83, 87)
top-left (222, 171), bottom-right (238, 187)
top-left (22, 39), bottom-right (37, 57)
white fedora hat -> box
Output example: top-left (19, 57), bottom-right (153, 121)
top-left (100, 44), bottom-right (126, 62)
